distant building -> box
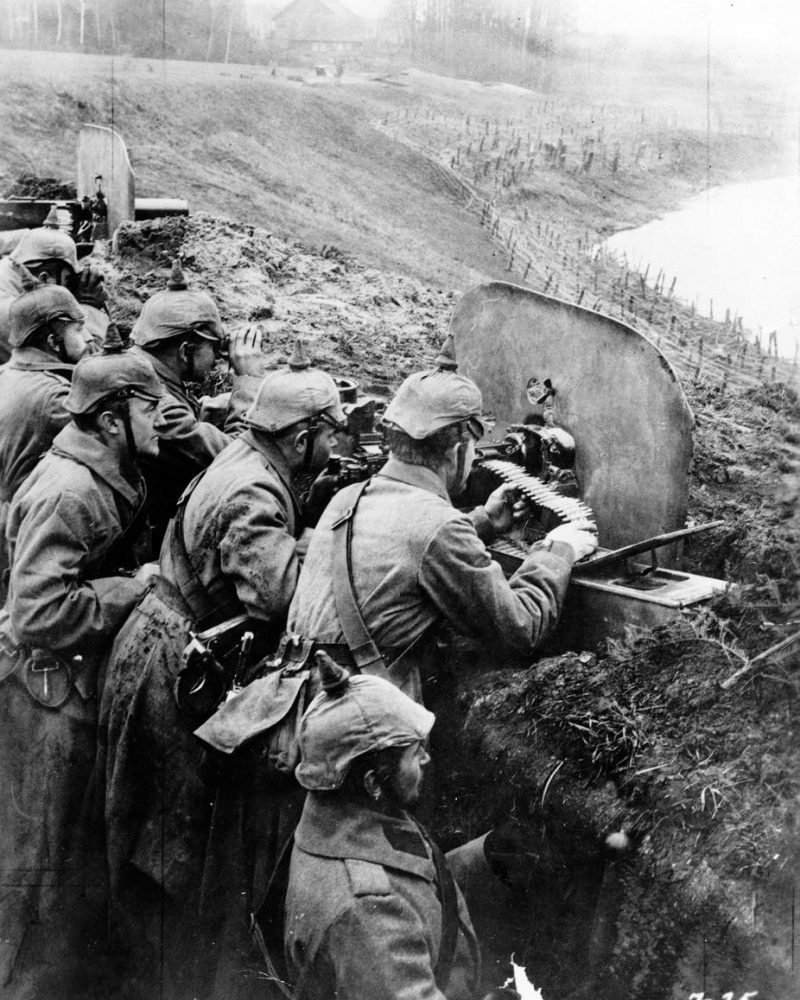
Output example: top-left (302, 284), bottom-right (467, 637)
top-left (271, 0), bottom-right (375, 54)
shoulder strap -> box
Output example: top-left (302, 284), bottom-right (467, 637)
top-left (414, 820), bottom-right (459, 993)
top-left (329, 480), bottom-right (386, 672)
top-left (251, 833), bottom-right (296, 999)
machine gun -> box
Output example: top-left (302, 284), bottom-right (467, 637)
top-left (448, 281), bottom-right (727, 647)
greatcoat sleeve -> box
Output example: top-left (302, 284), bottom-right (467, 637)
top-left (8, 489), bottom-right (146, 657)
top-left (418, 514), bottom-right (576, 654)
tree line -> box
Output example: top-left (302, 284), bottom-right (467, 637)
top-left (0, 0), bottom-right (264, 63)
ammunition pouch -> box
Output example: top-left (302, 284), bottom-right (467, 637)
top-left (174, 614), bottom-right (273, 720)
top-left (193, 633), bottom-right (322, 784)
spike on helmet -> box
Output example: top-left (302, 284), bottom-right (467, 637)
top-left (167, 259), bottom-right (188, 291)
top-left (102, 322), bottom-right (125, 354)
top-left (434, 333), bottom-right (458, 371)
top-left (42, 205), bottom-right (60, 229)
top-left (288, 338), bottom-right (312, 371)
top-left (17, 262), bottom-right (43, 293)
top-left (295, 671), bottom-right (435, 791)
top-left (315, 651), bottom-right (350, 698)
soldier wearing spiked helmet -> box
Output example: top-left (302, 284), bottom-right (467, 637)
top-left (0, 279), bottom-right (99, 600)
top-left (0, 206), bottom-right (110, 362)
top-left (99, 339), bottom-right (344, 998)
top-left (274, 653), bottom-right (482, 1000)
top-left (129, 258), bottom-right (268, 547)
top-left (0, 349), bottom-right (165, 999)
top-left (286, 333), bottom-right (598, 702)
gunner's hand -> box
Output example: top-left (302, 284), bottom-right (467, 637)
top-left (545, 519), bottom-right (598, 562)
top-left (304, 470), bottom-right (340, 528)
top-left (73, 266), bottom-right (108, 311)
top-left (228, 325), bottom-right (267, 377)
top-left (133, 561), bottom-right (160, 588)
top-left (484, 483), bottom-right (529, 535)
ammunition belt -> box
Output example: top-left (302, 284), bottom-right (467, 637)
top-left (479, 459), bottom-right (596, 526)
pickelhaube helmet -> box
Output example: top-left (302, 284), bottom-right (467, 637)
top-left (131, 260), bottom-right (225, 349)
top-left (11, 226), bottom-right (80, 274)
top-left (383, 334), bottom-right (486, 440)
top-left (8, 285), bottom-right (85, 348)
top-left (64, 351), bottom-right (164, 415)
top-left (295, 653), bottom-right (435, 792)
top-left (244, 339), bottom-right (345, 434)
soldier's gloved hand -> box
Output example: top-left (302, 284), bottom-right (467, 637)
top-left (545, 518), bottom-right (598, 562)
top-left (73, 266), bottom-right (108, 311)
top-left (304, 470), bottom-right (340, 528)
top-left (133, 561), bottom-right (160, 588)
top-left (483, 483), bottom-right (529, 535)
top-left (228, 325), bottom-right (268, 377)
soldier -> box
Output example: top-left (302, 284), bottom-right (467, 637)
top-left (286, 344), bottom-right (598, 703)
top-left (277, 654), bottom-right (482, 1000)
top-left (99, 341), bottom-right (344, 1000)
top-left (131, 260), bottom-right (266, 547)
top-left (0, 282), bottom-right (97, 598)
top-left (0, 351), bottom-right (165, 999)
top-left (0, 213), bottom-right (109, 361)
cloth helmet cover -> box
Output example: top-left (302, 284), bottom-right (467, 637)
top-left (131, 287), bottom-right (224, 348)
top-left (8, 285), bottom-right (85, 347)
top-left (296, 673), bottom-right (435, 791)
top-left (11, 227), bottom-right (80, 273)
top-left (383, 368), bottom-right (486, 440)
top-left (245, 365), bottom-right (345, 434)
top-left (65, 351), bottom-right (164, 414)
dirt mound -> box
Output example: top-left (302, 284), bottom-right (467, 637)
top-left (108, 213), bottom-right (456, 395)
top-left (3, 173), bottom-right (77, 199)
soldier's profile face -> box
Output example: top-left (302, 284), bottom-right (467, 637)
top-left (127, 397), bottom-right (165, 458)
top-left (189, 340), bottom-right (217, 380)
top-left (310, 423), bottom-right (338, 472)
top-left (387, 740), bottom-right (430, 808)
top-left (57, 317), bottom-right (95, 363)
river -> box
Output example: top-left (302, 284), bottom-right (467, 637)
top-left (604, 174), bottom-right (800, 360)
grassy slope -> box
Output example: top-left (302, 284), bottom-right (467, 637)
top-left (1, 50), bottom-right (519, 290)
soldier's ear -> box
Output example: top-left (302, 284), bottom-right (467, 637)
top-left (363, 770), bottom-right (382, 802)
top-left (293, 428), bottom-right (309, 456)
top-left (95, 408), bottom-right (122, 437)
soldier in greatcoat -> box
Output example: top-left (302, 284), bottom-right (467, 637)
top-left (0, 217), bottom-right (109, 361)
top-left (130, 260), bottom-right (266, 547)
top-left (280, 655), bottom-right (482, 1000)
top-left (286, 341), bottom-right (598, 703)
top-left (99, 341), bottom-right (344, 1000)
top-left (0, 282), bottom-right (97, 598)
top-left (0, 351), bottom-right (165, 999)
